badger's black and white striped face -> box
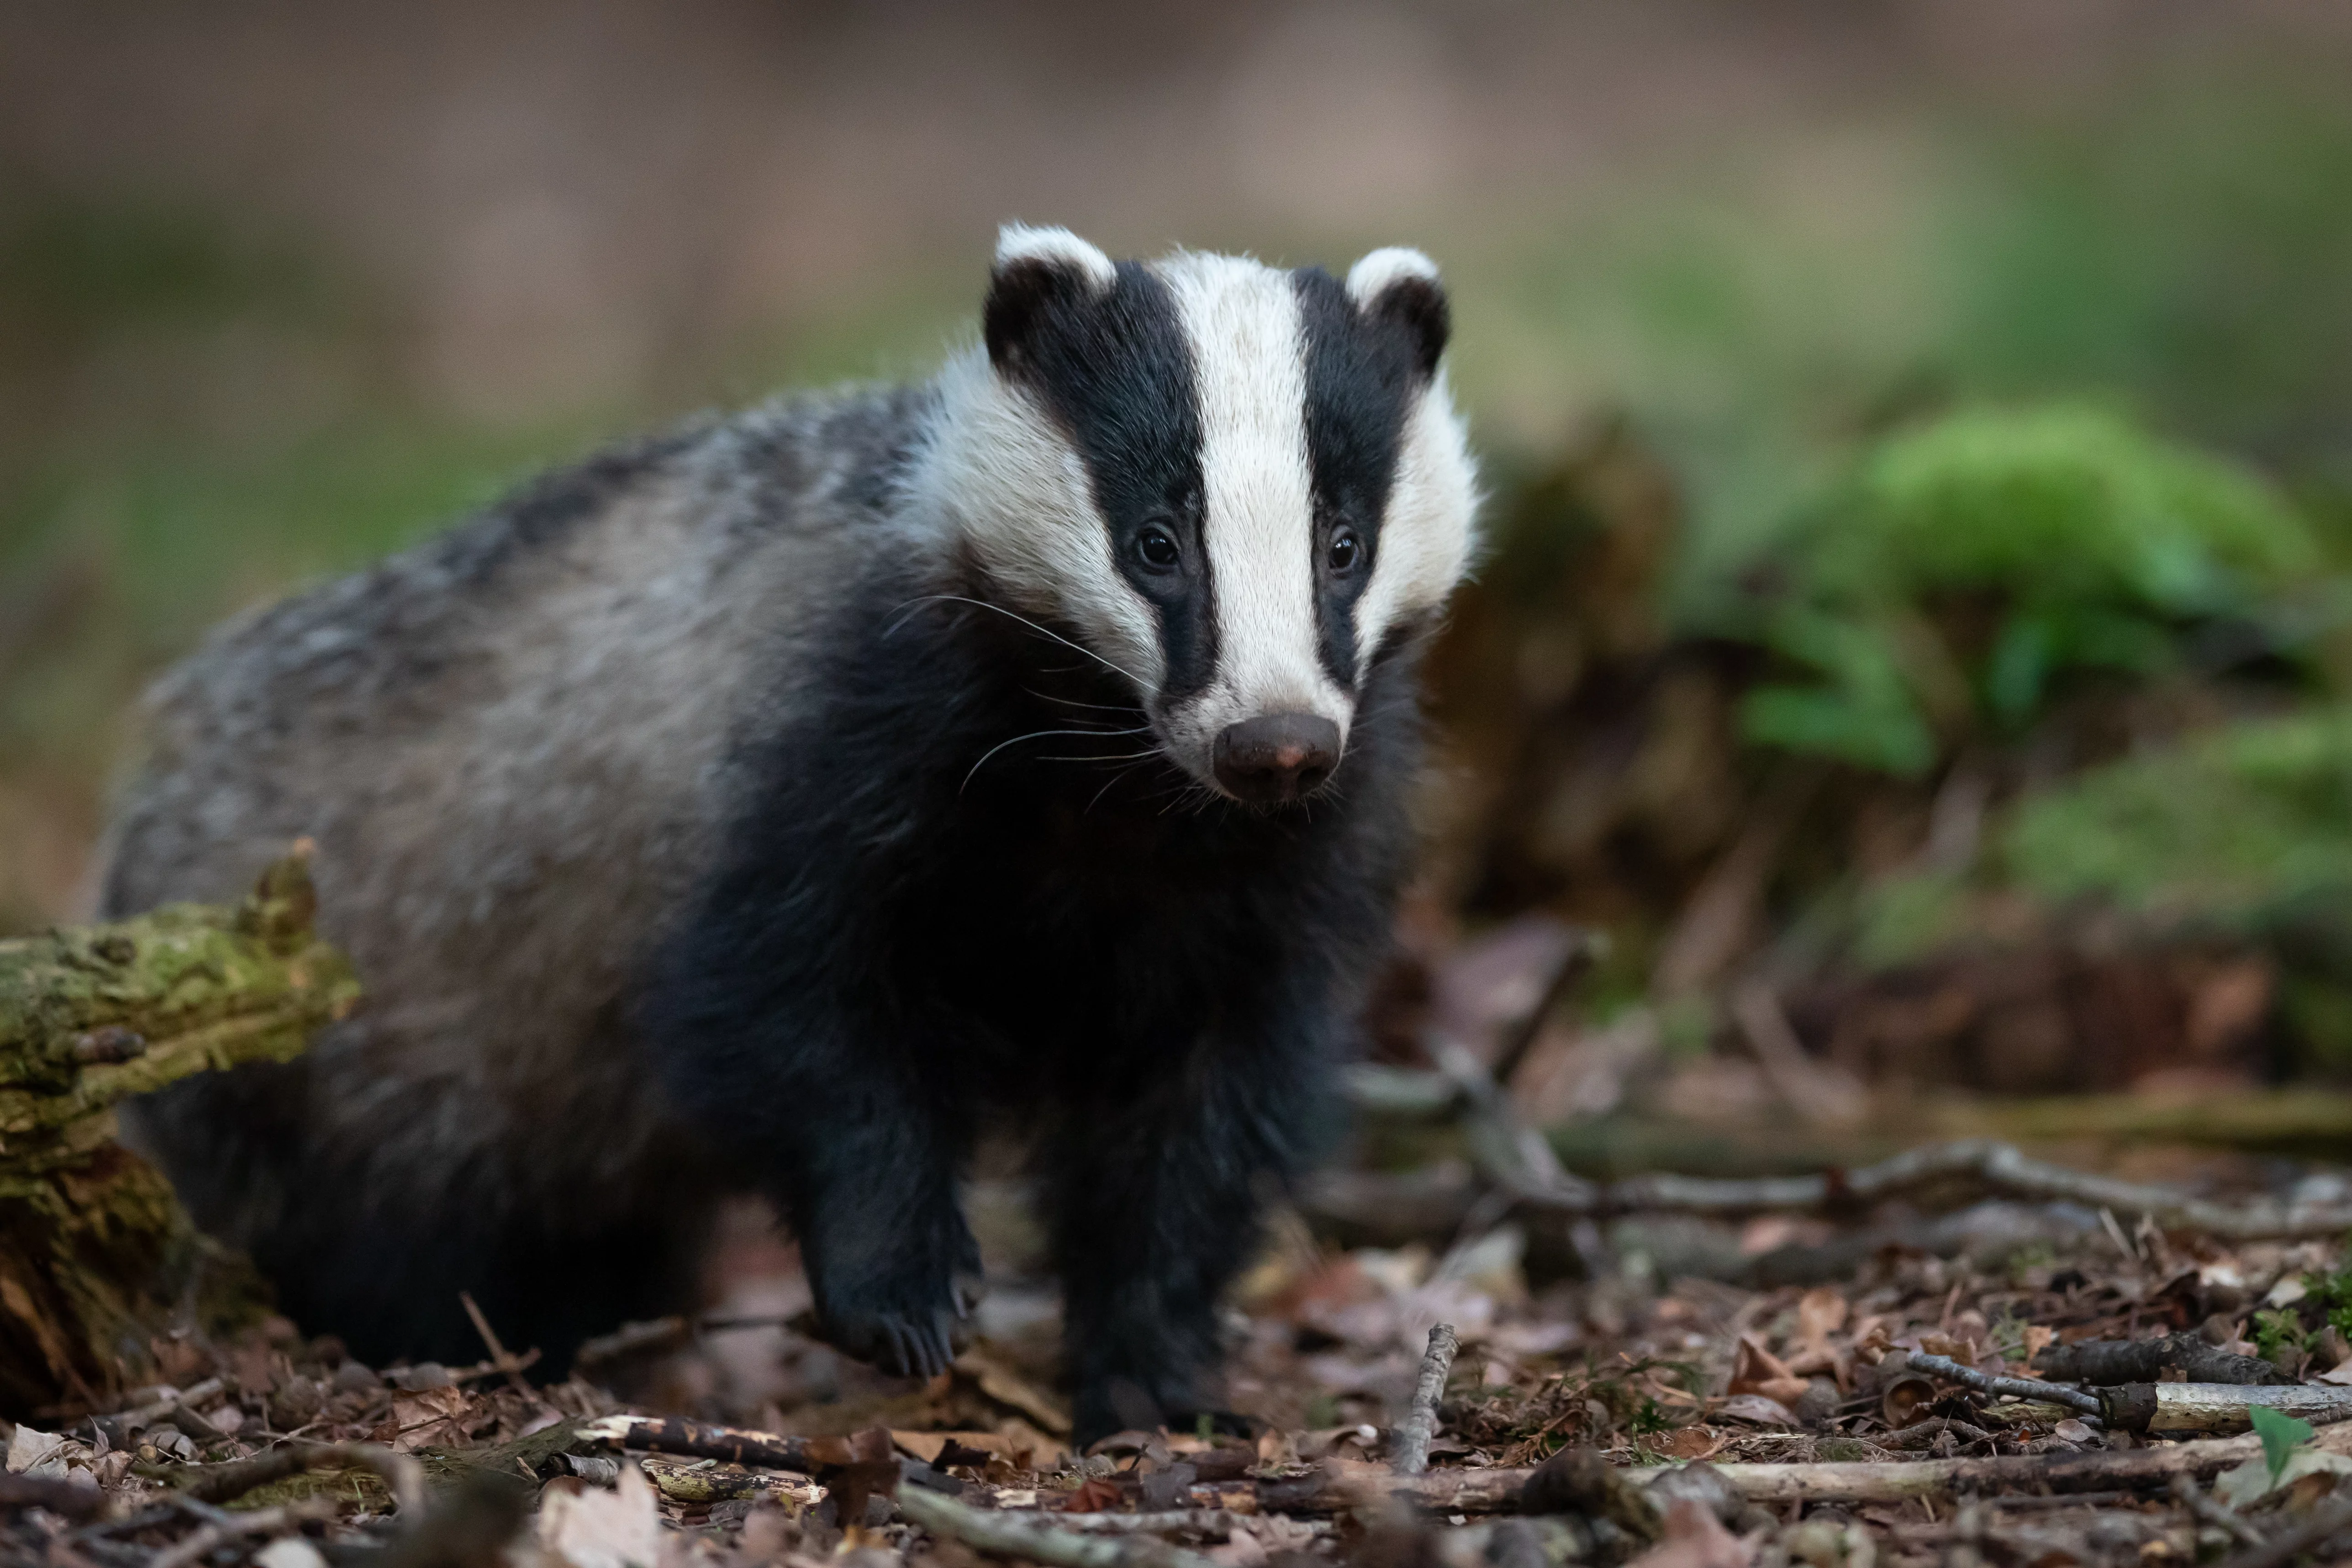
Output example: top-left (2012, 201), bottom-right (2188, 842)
top-left (923, 226), bottom-right (1477, 804)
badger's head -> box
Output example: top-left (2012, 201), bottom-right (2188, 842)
top-left (923, 225), bottom-right (1477, 805)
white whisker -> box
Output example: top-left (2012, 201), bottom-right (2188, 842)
top-left (961, 726), bottom-right (1150, 793)
top-left (1025, 687), bottom-right (1147, 715)
top-left (896, 594), bottom-right (1143, 686)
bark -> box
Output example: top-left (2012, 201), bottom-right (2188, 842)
top-left (0, 845), bottom-right (358, 1414)
top-left (1391, 1322), bottom-right (1461, 1477)
top-left (2034, 1333), bottom-right (2291, 1388)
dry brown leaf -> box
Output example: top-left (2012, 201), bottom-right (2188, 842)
top-left (538, 1461), bottom-right (670, 1568)
top-left (1716, 1394), bottom-right (1801, 1427)
top-left (953, 1346), bottom-right (1073, 1436)
top-left (385, 1385), bottom-right (471, 1452)
top-left (1727, 1334), bottom-right (1809, 1406)
top-left (1624, 1498), bottom-right (1756, 1568)
top-left (1655, 1425), bottom-right (1729, 1461)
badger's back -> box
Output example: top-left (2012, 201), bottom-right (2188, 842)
top-left (105, 386), bottom-right (933, 1347)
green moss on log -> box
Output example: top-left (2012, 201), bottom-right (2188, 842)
top-left (0, 845), bottom-right (358, 1415)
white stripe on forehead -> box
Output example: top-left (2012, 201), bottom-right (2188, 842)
top-left (1153, 252), bottom-right (1349, 731)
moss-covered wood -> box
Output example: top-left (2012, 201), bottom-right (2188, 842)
top-left (0, 845), bottom-right (358, 1415)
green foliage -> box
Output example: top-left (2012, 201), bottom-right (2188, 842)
top-left (1740, 403), bottom-right (2319, 776)
top-left (2253, 1308), bottom-right (2307, 1365)
top-left (2252, 1404), bottom-right (2315, 1488)
top-left (2005, 705), bottom-right (2352, 922)
top-left (2302, 1265), bottom-right (2352, 1343)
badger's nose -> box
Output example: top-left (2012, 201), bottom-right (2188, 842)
top-left (1213, 713), bottom-right (1341, 802)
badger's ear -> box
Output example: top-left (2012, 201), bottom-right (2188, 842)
top-left (985, 224), bottom-right (1116, 375)
top-left (1346, 246), bottom-right (1449, 380)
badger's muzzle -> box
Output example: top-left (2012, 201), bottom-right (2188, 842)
top-left (1213, 712), bottom-right (1341, 803)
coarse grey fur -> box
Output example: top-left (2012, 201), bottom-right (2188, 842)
top-left (105, 390), bottom-right (934, 1352)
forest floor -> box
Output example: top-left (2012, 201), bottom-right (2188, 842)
top-left (14, 1135), bottom-right (2352, 1568)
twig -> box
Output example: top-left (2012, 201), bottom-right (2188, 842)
top-left (581, 1414), bottom-right (815, 1473)
top-left (1391, 1323), bottom-right (1460, 1476)
top-left (149, 1499), bottom-right (332, 1568)
top-left (459, 1291), bottom-right (537, 1396)
top-left (1046, 1510), bottom-right (1287, 1539)
top-left (116, 1377), bottom-right (226, 1433)
top-left (2212, 1490), bottom-right (2352, 1568)
top-left (1270, 1427), bottom-right (2309, 1512)
top-left (168, 1441), bottom-right (427, 1514)
top-left (1730, 981), bottom-right (1867, 1127)
top-left (0, 1471), bottom-right (111, 1520)
top-left (1488, 930), bottom-right (1603, 1088)
top-left (2170, 1474), bottom-right (2265, 1551)
top-left (895, 1480), bottom-right (1223, 1568)
top-left (1907, 1352), bottom-right (2102, 1417)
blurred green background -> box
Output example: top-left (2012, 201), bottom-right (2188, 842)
top-left (6, 2), bottom-right (2352, 1104)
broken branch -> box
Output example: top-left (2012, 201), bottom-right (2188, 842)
top-left (1907, 1351), bottom-right (2103, 1417)
top-left (1391, 1322), bottom-right (1460, 1477)
top-left (894, 1479), bottom-right (1222, 1568)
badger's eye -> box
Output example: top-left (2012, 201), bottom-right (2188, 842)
top-left (1327, 528), bottom-right (1361, 573)
top-left (1137, 526), bottom-right (1181, 570)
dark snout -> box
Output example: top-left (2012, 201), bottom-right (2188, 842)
top-left (1213, 713), bottom-right (1341, 803)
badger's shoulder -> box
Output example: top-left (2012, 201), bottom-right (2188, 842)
top-left (148, 383), bottom-right (934, 728)
top-left (104, 381), bottom-right (939, 918)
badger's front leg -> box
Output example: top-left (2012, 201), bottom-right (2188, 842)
top-left (661, 997), bottom-right (978, 1380)
top-left (1046, 1022), bottom-right (1333, 1442)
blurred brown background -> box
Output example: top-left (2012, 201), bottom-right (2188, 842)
top-left (8, 0), bottom-right (2352, 1132)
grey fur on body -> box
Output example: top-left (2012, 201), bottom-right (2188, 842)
top-left (106, 389), bottom-right (930, 1315)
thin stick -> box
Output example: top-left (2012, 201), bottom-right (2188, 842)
top-left (1391, 1323), bottom-right (1461, 1476)
top-left (116, 1375), bottom-right (227, 1433)
top-left (150, 1500), bottom-right (332, 1568)
top-left (459, 1291), bottom-right (537, 1396)
top-left (2170, 1474), bottom-right (2265, 1551)
top-left (1046, 1511), bottom-right (1292, 1539)
top-left (1907, 1352), bottom-right (2102, 1417)
top-left (1273, 1426), bottom-right (2305, 1513)
top-left (581, 1414), bottom-right (815, 1473)
top-left (895, 1480), bottom-right (1222, 1568)
top-left (1488, 932), bottom-right (1602, 1088)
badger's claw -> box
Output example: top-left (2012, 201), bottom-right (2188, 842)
top-left (822, 1305), bottom-right (955, 1380)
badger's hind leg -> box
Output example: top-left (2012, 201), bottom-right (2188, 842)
top-left (130, 1063), bottom-right (718, 1375)
top-left (257, 1184), bottom-right (717, 1375)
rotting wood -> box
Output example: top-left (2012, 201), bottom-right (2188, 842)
top-left (0, 844), bottom-right (359, 1413)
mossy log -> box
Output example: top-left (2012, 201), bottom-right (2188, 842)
top-left (0, 846), bottom-right (359, 1415)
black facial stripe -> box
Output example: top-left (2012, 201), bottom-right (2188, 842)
top-left (1293, 267), bottom-right (1424, 689)
top-left (988, 260), bottom-right (1217, 704)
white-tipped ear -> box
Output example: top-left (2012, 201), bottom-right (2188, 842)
top-left (995, 224), bottom-right (1116, 292)
top-left (1345, 246), bottom-right (1440, 307)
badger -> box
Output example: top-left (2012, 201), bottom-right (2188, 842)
top-left (102, 227), bottom-right (1477, 1440)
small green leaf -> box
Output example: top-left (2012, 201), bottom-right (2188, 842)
top-left (2252, 1404), bottom-right (2315, 1486)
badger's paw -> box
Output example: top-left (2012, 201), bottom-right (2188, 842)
top-left (819, 1303), bottom-right (958, 1381)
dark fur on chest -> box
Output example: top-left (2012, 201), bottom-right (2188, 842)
top-left (644, 566), bottom-right (1427, 1438)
